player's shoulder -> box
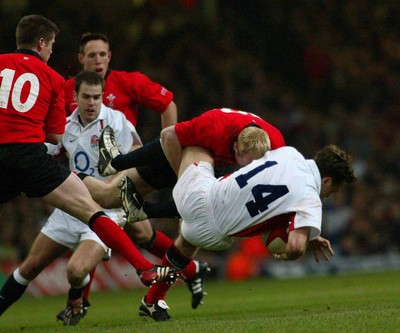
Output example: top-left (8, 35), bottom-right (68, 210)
top-left (101, 106), bottom-right (135, 138)
top-left (277, 146), bottom-right (299, 154)
top-left (1, 52), bottom-right (64, 85)
top-left (34, 59), bottom-right (65, 84)
top-left (29, 54), bottom-right (64, 79)
top-left (108, 69), bottom-right (144, 79)
top-left (0, 52), bottom-right (14, 60)
top-left (106, 70), bottom-right (149, 90)
top-left (65, 76), bottom-right (75, 85)
top-left (101, 104), bottom-right (120, 116)
top-left (48, 66), bottom-right (64, 82)
top-left (270, 146), bottom-right (303, 160)
top-left (64, 113), bottom-right (80, 131)
top-left (100, 104), bottom-right (128, 123)
top-left (192, 108), bottom-right (220, 121)
top-left (29, 55), bottom-right (63, 79)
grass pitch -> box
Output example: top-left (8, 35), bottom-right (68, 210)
top-left (1, 270), bottom-right (400, 333)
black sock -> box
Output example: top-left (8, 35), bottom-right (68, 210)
top-left (143, 200), bottom-right (180, 219)
top-left (76, 172), bottom-right (89, 181)
top-left (166, 245), bottom-right (191, 269)
top-left (112, 137), bottom-right (164, 171)
top-left (0, 274), bottom-right (28, 316)
top-left (68, 287), bottom-right (84, 300)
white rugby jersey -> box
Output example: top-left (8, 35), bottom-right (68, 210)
top-left (210, 147), bottom-right (323, 240)
top-left (58, 104), bottom-right (141, 179)
top-left (46, 104), bottom-right (141, 225)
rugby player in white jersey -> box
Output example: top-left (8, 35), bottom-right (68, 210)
top-left (141, 144), bottom-right (356, 320)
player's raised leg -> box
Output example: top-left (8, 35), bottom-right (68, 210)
top-left (43, 172), bottom-right (180, 286)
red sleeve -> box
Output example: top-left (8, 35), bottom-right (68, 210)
top-left (119, 71), bottom-right (174, 113)
top-left (44, 74), bottom-right (66, 134)
top-left (64, 78), bottom-right (76, 116)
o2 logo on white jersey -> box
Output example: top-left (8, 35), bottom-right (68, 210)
top-left (73, 151), bottom-right (95, 176)
top-left (0, 69), bottom-right (39, 112)
top-left (235, 161), bottom-right (289, 217)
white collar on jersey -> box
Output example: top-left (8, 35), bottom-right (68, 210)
top-left (67, 103), bottom-right (108, 126)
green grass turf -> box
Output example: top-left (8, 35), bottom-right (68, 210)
top-left (1, 270), bottom-right (400, 333)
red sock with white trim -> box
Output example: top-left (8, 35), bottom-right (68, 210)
top-left (89, 212), bottom-right (153, 271)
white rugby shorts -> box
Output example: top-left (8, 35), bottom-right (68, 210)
top-left (173, 161), bottom-right (234, 251)
top-left (41, 208), bottom-right (108, 251)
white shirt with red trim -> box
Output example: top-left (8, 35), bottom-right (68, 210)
top-left (50, 103), bottom-right (141, 179)
top-left (174, 146), bottom-right (323, 251)
top-left (212, 147), bottom-right (322, 240)
top-left (46, 103), bottom-right (140, 228)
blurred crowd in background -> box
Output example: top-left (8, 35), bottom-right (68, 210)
top-left (0, 1), bottom-right (399, 278)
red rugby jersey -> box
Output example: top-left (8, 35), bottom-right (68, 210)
top-left (65, 70), bottom-right (173, 126)
top-left (175, 108), bottom-right (286, 167)
top-left (0, 50), bottom-right (65, 143)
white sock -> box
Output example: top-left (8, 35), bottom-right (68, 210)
top-left (13, 268), bottom-right (30, 286)
top-left (72, 274), bottom-right (90, 289)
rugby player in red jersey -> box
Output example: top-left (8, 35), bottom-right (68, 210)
top-left (64, 32), bottom-right (177, 128)
top-left (91, 107), bottom-right (284, 319)
top-left (96, 108), bottom-right (285, 222)
top-left (0, 15), bottom-right (179, 320)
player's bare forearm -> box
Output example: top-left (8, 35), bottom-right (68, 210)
top-left (160, 125), bottom-right (182, 174)
top-left (161, 101), bottom-right (178, 129)
top-left (275, 227), bottom-right (309, 261)
top-left (45, 132), bottom-right (62, 145)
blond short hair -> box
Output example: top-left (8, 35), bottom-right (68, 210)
top-left (237, 126), bottom-right (271, 159)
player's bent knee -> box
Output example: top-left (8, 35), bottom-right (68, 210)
top-left (66, 259), bottom-right (92, 281)
top-left (67, 271), bottom-right (91, 288)
top-left (67, 264), bottom-right (90, 285)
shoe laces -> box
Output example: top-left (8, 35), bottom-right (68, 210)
top-left (68, 298), bottom-right (83, 315)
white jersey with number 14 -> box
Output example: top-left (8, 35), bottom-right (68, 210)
top-left (211, 147), bottom-right (323, 240)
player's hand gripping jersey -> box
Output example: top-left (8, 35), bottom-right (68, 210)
top-left (174, 108), bottom-right (285, 167)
